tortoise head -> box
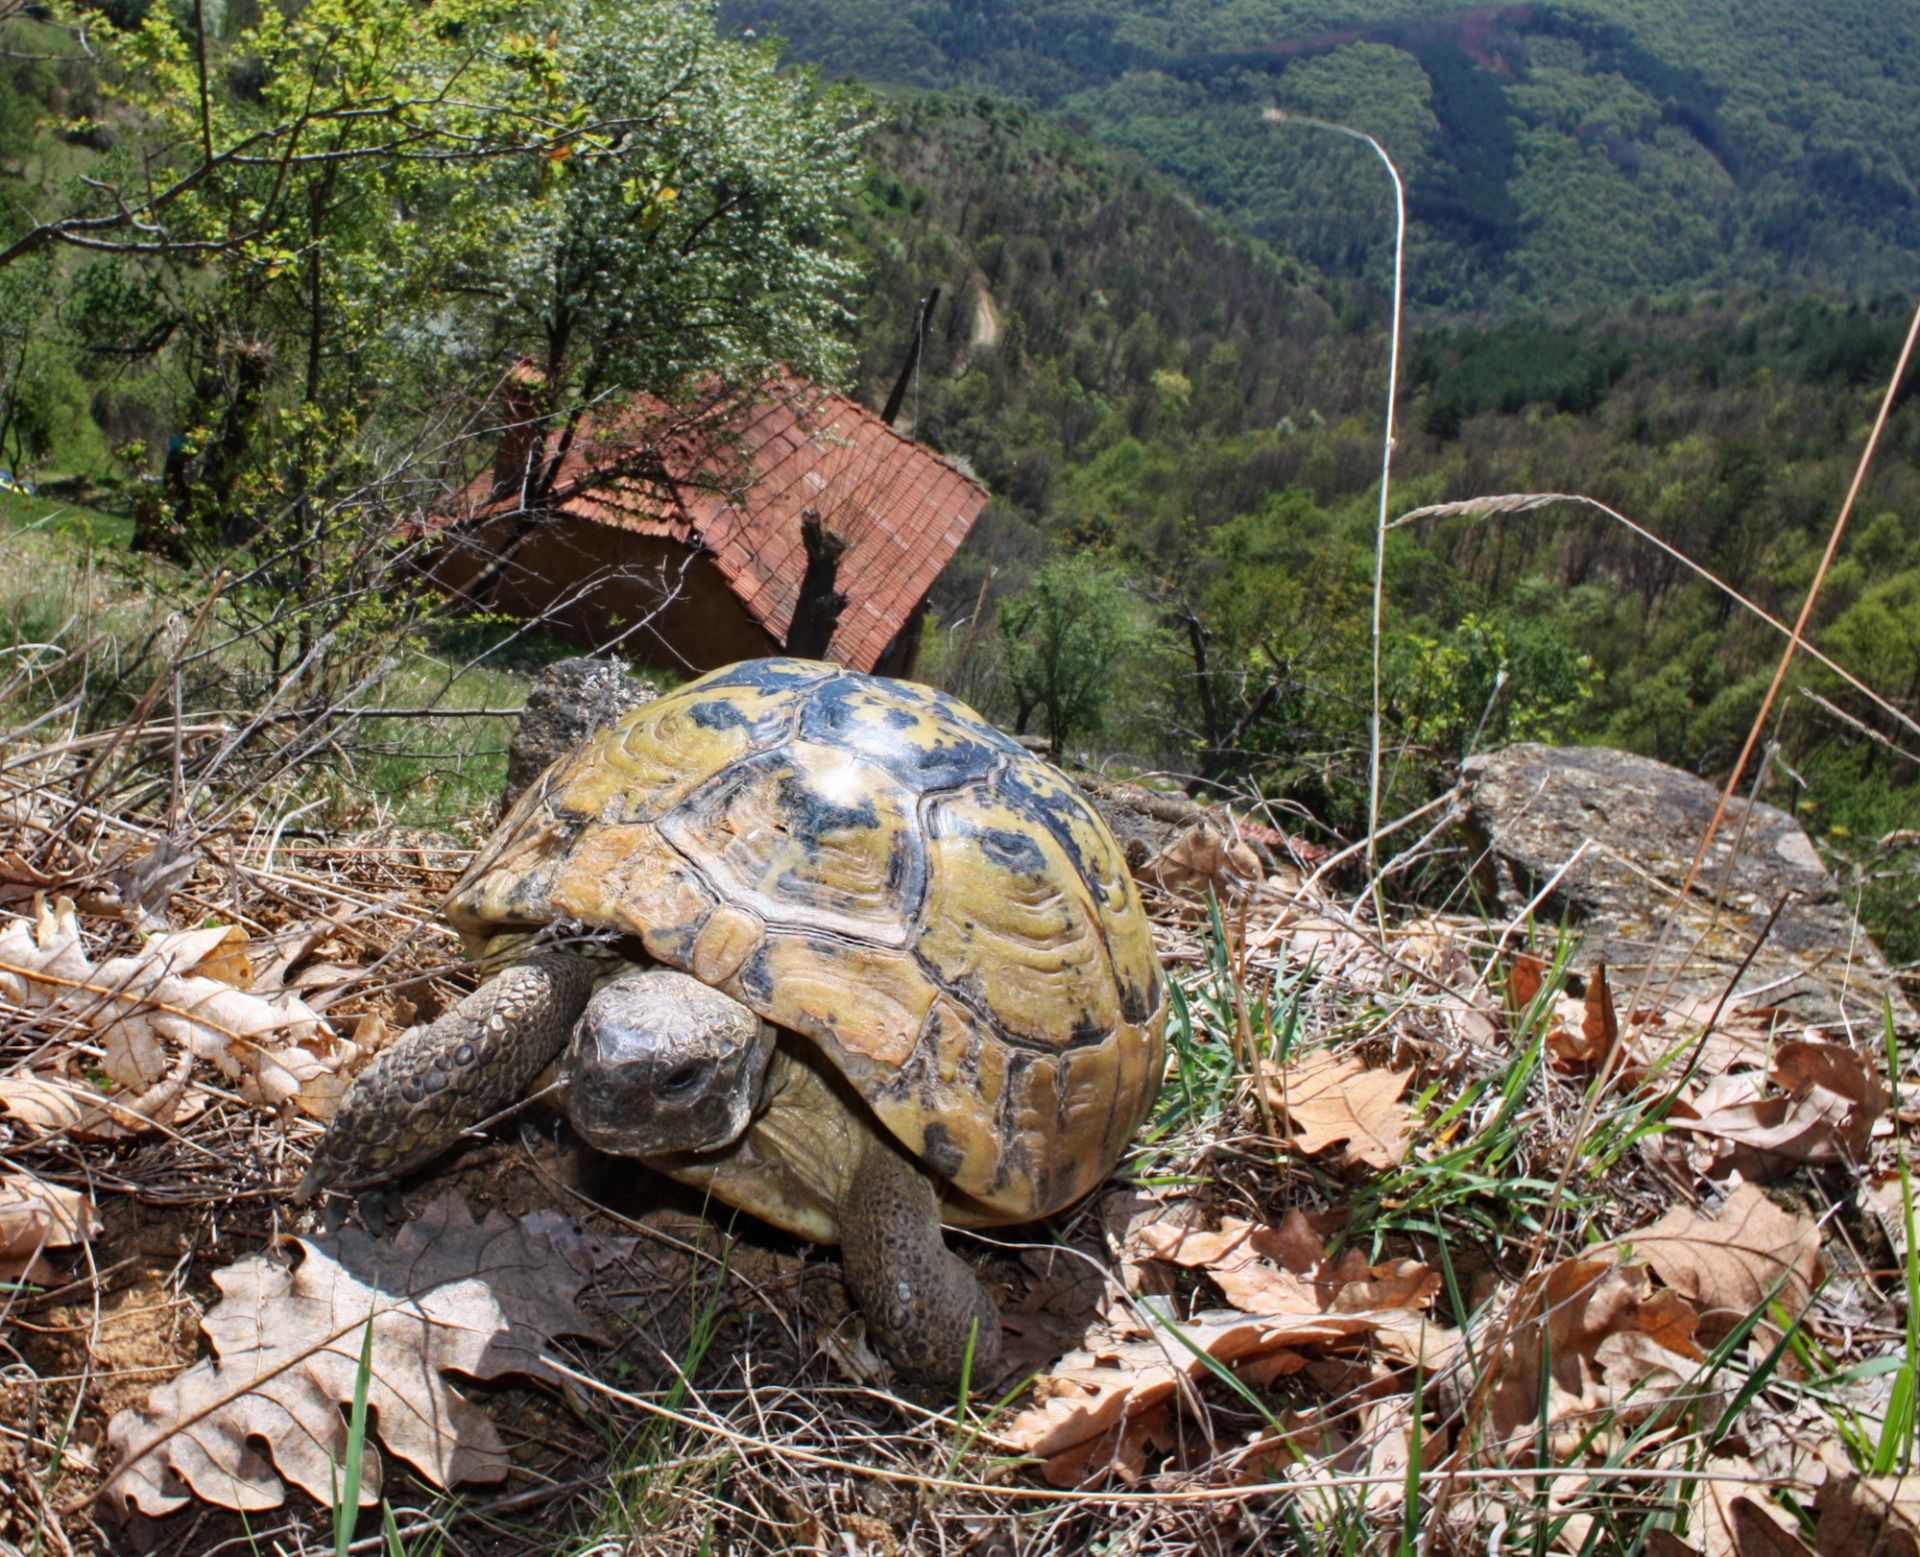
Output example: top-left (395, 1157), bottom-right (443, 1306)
top-left (566, 966), bottom-right (775, 1155)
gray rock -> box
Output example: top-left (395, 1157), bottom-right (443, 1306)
top-left (1463, 743), bottom-right (1907, 1029)
top-left (504, 658), bottom-right (658, 807)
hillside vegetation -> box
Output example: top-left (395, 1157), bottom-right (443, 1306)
top-left (4, 26), bottom-right (1917, 964)
top-left (718, 0), bottom-right (1920, 308)
top-left (840, 96), bottom-right (1920, 967)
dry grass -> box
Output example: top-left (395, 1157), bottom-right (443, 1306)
top-left (0, 663), bottom-right (1911, 1554)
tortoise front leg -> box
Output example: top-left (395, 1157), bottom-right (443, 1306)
top-left (298, 952), bottom-right (598, 1200)
top-left (838, 1134), bottom-right (1003, 1386)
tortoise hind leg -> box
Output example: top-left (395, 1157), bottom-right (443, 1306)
top-left (838, 1134), bottom-right (1003, 1386)
top-left (298, 952), bottom-right (598, 1201)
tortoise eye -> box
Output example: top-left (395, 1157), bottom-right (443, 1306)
top-left (657, 1059), bottom-right (711, 1098)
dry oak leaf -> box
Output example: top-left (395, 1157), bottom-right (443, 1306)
top-left (1131, 1211), bottom-right (1441, 1324)
top-left (1003, 1309), bottom-right (1370, 1485)
top-left (1769, 1040), bottom-right (1886, 1158)
top-left (1262, 1049), bottom-right (1414, 1170)
top-left (1816, 1475), bottom-right (1920, 1557)
top-left (0, 899), bottom-right (355, 1120)
top-left (104, 1191), bottom-right (605, 1515)
top-left (1667, 1041), bottom-right (1884, 1181)
top-left (1481, 1256), bottom-right (1708, 1456)
top-left (0, 1170), bottom-right (100, 1285)
top-left (0, 1060), bottom-right (205, 1141)
top-left (1623, 1183), bottom-right (1823, 1346)
top-left (1004, 1225), bottom-right (1451, 1490)
top-left (0, 1072), bottom-right (91, 1136)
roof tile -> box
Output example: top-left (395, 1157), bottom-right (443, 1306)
top-left (437, 375), bottom-right (988, 671)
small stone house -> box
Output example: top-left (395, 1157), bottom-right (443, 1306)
top-left (425, 374), bottom-right (989, 676)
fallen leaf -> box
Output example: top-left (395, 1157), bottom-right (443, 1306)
top-left (1006, 1209), bottom-right (1451, 1485)
top-left (1623, 1184), bottom-right (1822, 1345)
top-left (0, 899), bottom-right (355, 1119)
top-left (1039, 1398), bottom-right (1179, 1487)
top-left (1770, 1040), bottom-right (1885, 1158)
top-left (1132, 1212), bottom-right (1440, 1322)
top-left (1665, 1040), bottom-right (1885, 1181)
top-left (1262, 1049), bottom-right (1414, 1170)
top-left (1506, 952), bottom-right (1548, 1014)
top-left (1815, 1474), bottom-right (1920, 1556)
top-left (0, 1170), bottom-right (100, 1284)
top-left (1577, 964), bottom-right (1621, 1062)
top-left (104, 1191), bottom-right (606, 1514)
top-left (0, 1072), bottom-right (90, 1135)
top-left (1481, 1256), bottom-right (1708, 1455)
top-left (1144, 823), bottom-right (1263, 900)
top-left (1002, 1305), bottom-right (1407, 1482)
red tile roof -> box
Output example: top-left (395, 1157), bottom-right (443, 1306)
top-left (443, 376), bottom-right (989, 673)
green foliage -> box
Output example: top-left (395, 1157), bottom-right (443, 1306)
top-left (2, 0), bottom-right (863, 712)
top-left (720, 0), bottom-right (1920, 306)
top-left (996, 553), bottom-right (1167, 757)
top-left (1411, 327), bottom-right (1631, 436)
top-left (472, 0), bottom-right (864, 405)
top-left (1386, 608), bottom-right (1599, 762)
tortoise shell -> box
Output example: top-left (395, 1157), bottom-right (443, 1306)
top-left (447, 658), bottom-right (1167, 1224)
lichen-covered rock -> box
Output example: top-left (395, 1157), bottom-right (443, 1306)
top-left (1463, 743), bottom-right (1907, 1028)
top-left (503, 658), bottom-right (657, 808)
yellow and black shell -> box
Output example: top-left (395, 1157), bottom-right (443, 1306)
top-left (448, 657), bottom-right (1167, 1225)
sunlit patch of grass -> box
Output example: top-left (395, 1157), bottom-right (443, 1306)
top-left (0, 485), bottom-right (137, 547)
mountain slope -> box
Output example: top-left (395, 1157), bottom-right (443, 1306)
top-left (719, 0), bottom-right (1920, 308)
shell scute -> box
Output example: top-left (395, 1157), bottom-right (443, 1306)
top-left (660, 745), bottom-right (925, 945)
top-left (797, 673), bottom-right (1007, 794)
top-left (915, 784), bottom-right (1122, 1053)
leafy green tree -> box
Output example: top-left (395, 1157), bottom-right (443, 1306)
top-left (470, 0), bottom-right (864, 506)
top-left (1387, 610), bottom-right (1599, 764)
top-left (63, 0), bottom-right (860, 701)
top-left (998, 553), bottom-right (1160, 759)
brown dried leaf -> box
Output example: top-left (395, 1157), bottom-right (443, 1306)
top-left (141, 925), bottom-right (256, 990)
top-left (1002, 1305), bottom-right (1411, 1480)
top-left (104, 1191), bottom-right (605, 1515)
top-left (0, 1170), bottom-right (100, 1284)
top-left (0, 902), bottom-right (355, 1119)
top-left (1816, 1475), bottom-right (1920, 1557)
top-left (1624, 1184), bottom-right (1823, 1345)
top-left (1771, 1040), bottom-right (1885, 1157)
top-left (1483, 1256), bottom-right (1708, 1454)
top-left (1132, 1212), bottom-right (1440, 1321)
top-left (1009, 1209), bottom-right (1451, 1483)
top-left (1506, 952), bottom-right (1547, 1014)
top-left (0, 1072), bottom-right (90, 1135)
top-left (1143, 823), bottom-right (1263, 900)
top-left (1583, 963), bottom-right (1621, 1058)
top-left (1262, 1050), bottom-right (1414, 1170)
top-left (0, 1064), bottom-right (200, 1140)
top-left (1667, 1041), bottom-right (1884, 1180)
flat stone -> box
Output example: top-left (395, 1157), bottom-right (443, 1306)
top-left (1462, 743), bottom-right (1908, 1030)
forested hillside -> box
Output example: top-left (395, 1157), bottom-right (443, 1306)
top-left (840, 95), bottom-right (1920, 962)
top-left (718, 0), bottom-right (1920, 308)
top-left (1, 6), bottom-right (1915, 965)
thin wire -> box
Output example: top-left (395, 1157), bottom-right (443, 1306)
top-left (1262, 109), bottom-right (1404, 919)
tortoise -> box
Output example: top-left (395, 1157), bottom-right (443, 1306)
top-left (300, 657), bottom-right (1167, 1383)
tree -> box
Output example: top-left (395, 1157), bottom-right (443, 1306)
top-left (470, 0), bottom-right (864, 511)
top-left (56, 0), bottom-right (861, 702)
top-left (997, 554), bottom-right (1158, 759)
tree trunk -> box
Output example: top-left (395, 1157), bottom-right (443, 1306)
top-left (785, 509), bottom-right (849, 661)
